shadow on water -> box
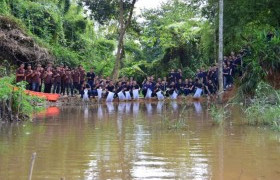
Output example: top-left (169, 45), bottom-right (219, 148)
top-left (0, 102), bottom-right (280, 179)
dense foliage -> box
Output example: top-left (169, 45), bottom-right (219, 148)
top-left (202, 0), bottom-right (280, 94)
top-left (0, 0), bottom-right (279, 93)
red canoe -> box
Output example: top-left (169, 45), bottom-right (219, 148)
top-left (25, 90), bottom-right (60, 102)
top-left (10, 85), bottom-right (60, 102)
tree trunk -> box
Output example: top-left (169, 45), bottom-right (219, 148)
top-left (111, 0), bottom-right (137, 81)
top-left (218, 0), bottom-right (224, 103)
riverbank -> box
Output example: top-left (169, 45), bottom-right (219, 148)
top-left (47, 86), bottom-right (236, 106)
top-left (46, 96), bottom-right (205, 106)
top-left (0, 77), bottom-right (44, 122)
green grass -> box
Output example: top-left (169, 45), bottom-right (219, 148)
top-left (243, 82), bottom-right (280, 131)
top-left (161, 104), bottom-right (188, 130)
top-left (209, 105), bottom-right (228, 125)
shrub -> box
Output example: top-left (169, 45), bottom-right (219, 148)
top-left (243, 82), bottom-right (280, 130)
top-left (0, 76), bottom-right (44, 121)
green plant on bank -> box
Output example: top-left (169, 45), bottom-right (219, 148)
top-left (0, 76), bottom-right (44, 121)
top-left (243, 82), bottom-right (280, 130)
top-left (161, 103), bottom-right (188, 130)
top-left (210, 105), bottom-right (228, 125)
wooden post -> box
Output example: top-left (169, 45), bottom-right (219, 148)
top-left (28, 152), bottom-right (37, 180)
top-left (218, 0), bottom-right (224, 103)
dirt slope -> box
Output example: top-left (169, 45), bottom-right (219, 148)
top-left (0, 16), bottom-right (54, 65)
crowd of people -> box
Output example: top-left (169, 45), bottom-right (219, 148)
top-left (15, 51), bottom-right (243, 100)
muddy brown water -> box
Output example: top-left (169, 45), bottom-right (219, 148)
top-left (0, 102), bottom-right (280, 180)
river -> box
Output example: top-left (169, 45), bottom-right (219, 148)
top-left (0, 102), bottom-right (280, 179)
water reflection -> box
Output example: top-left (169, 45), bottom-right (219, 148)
top-left (84, 105), bottom-right (89, 120)
top-left (93, 102), bottom-right (205, 121)
top-left (97, 104), bottom-right (103, 120)
top-left (106, 102), bottom-right (115, 114)
top-left (145, 102), bottom-right (153, 116)
top-left (125, 102), bottom-right (131, 114)
top-left (156, 101), bottom-right (164, 113)
top-left (171, 101), bottom-right (178, 111)
top-left (36, 106), bottom-right (60, 118)
top-left (194, 102), bottom-right (202, 114)
top-left (118, 102), bottom-right (126, 114)
top-left (88, 102), bottom-right (210, 179)
top-left (1, 102), bottom-right (280, 180)
top-left (133, 102), bottom-right (140, 116)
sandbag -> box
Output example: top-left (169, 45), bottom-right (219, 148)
top-left (145, 88), bottom-right (152, 99)
top-left (125, 91), bottom-right (132, 100)
top-left (194, 88), bottom-right (203, 98)
top-left (106, 91), bottom-right (114, 102)
top-left (156, 91), bottom-right (164, 100)
top-left (118, 91), bottom-right (126, 101)
top-left (83, 89), bottom-right (89, 101)
top-left (133, 89), bottom-right (139, 100)
top-left (97, 88), bottom-right (102, 100)
top-left (170, 91), bottom-right (178, 100)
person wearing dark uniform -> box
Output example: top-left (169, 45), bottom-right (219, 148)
top-left (64, 68), bottom-right (73, 96)
top-left (183, 79), bottom-right (190, 96)
top-left (132, 81), bottom-right (140, 90)
top-left (79, 65), bottom-right (86, 90)
top-left (43, 67), bottom-right (53, 93)
top-left (168, 69), bottom-right (176, 84)
top-left (25, 64), bottom-right (33, 90)
top-left (176, 69), bottom-right (183, 82)
top-left (87, 68), bottom-right (95, 90)
top-left (37, 64), bottom-right (44, 92)
top-left (176, 79), bottom-right (184, 95)
top-left (188, 80), bottom-right (195, 94)
top-left (142, 81), bottom-right (152, 97)
top-left (52, 67), bottom-right (61, 94)
top-left (115, 81), bottom-right (123, 98)
top-left (160, 80), bottom-right (168, 92)
top-left (153, 83), bottom-right (161, 97)
top-left (223, 64), bottom-right (229, 90)
top-left (72, 68), bottom-right (80, 94)
top-left (205, 79), bottom-right (216, 96)
top-left (227, 61), bottom-right (233, 87)
top-left (105, 80), bottom-right (115, 98)
top-left (106, 81), bottom-right (115, 92)
top-left (31, 67), bottom-right (41, 92)
top-left (166, 82), bottom-right (176, 96)
top-left (16, 64), bottom-right (25, 83)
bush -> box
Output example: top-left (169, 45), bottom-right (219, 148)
top-left (0, 0), bottom-right (10, 15)
top-left (243, 82), bottom-right (280, 130)
top-left (239, 27), bottom-right (280, 95)
top-left (0, 76), bottom-right (44, 121)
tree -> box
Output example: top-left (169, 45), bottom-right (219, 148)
top-left (82, 0), bottom-right (137, 81)
top-left (139, 0), bottom-right (204, 77)
top-left (112, 0), bottom-right (136, 81)
top-left (218, 0), bottom-right (224, 102)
